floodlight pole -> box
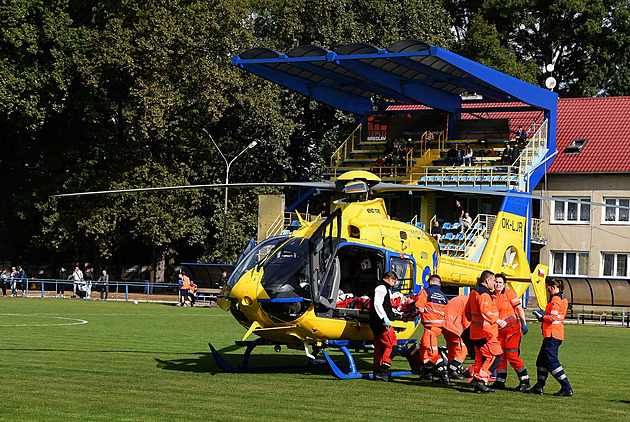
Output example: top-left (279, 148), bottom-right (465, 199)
top-left (204, 129), bottom-right (257, 262)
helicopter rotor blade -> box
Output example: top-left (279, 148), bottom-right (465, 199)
top-left (51, 181), bottom-right (338, 198)
top-left (370, 182), bottom-right (630, 210)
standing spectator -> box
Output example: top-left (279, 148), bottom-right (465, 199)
top-left (10, 267), bottom-right (18, 297)
top-left (501, 143), bottom-right (512, 165)
top-left (1, 269), bottom-right (7, 296)
top-left (71, 265), bottom-right (84, 298)
top-left (511, 142), bottom-right (521, 167)
top-left (144, 266), bottom-right (153, 294)
top-left (454, 200), bottom-right (465, 229)
top-left (16, 266), bottom-right (27, 297)
top-left (57, 267), bottom-right (68, 297)
top-left (84, 268), bottom-right (94, 299)
top-left (97, 270), bottom-right (109, 300)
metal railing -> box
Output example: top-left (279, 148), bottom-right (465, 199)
top-left (516, 119), bottom-right (548, 189)
top-left (3, 279), bottom-right (184, 303)
top-left (266, 211), bottom-right (320, 238)
top-left (411, 166), bottom-right (519, 188)
top-left (530, 218), bottom-right (547, 244)
top-left (330, 123), bottom-right (362, 169)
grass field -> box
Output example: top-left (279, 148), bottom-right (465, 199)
top-left (1, 298), bottom-right (629, 421)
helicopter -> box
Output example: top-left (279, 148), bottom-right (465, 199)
top-left (54, 169), bottom-right (630, 379)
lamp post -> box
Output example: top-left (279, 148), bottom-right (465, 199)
top-left (204, 129), bottom-right (257, 262)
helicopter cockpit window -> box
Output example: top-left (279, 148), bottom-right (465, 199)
top-left (389, 256), bottom-right (415, 295)
top-left (260, 238), bottom-right (310, 298)
top-left (226, 235), bottom-right (289, 291)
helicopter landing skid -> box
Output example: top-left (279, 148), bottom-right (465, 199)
top-left (321, 339), bottom-right (415, 380)
top-left (208, 338), bottom-right (330, 373)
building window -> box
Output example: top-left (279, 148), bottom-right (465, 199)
top-left (602, 253), bottom-right (629, 277)
top-left (551, 251), bottom-right (589, 276)
top-left (552, 199), bottom-right (590, 223)
top-left (603, 198), bottom-right (630, 223)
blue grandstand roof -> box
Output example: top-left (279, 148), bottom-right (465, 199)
top-left (232, 39), bottom-right (557, 116)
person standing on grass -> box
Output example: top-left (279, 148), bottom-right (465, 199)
top-left (98, 270), bottom-right (109, 300)
top-left (17, 266), bottom-right (27, 297)
top-left (369, 270), bottom-right (398, 382)
top-left (1, 269), bottom-right (7, 296)
top-left (524, 277), bottom-right (573, 397)
top-left (178, 273), bottom-right (191, 307)
top-left (71, 265), bottom-right (84, 298)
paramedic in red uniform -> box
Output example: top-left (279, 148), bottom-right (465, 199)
top-left (492, 273), bottom-right (530, 391)
top-left (525, 277), bottom-right (573, 396)
top-left (442, 294), bottom-right (470, 380)
top-left (465, 270), bottom-right (507, 393)
top-left (369, 270), bottom-right (399, 381)
top-left (413, 274), bottom-right (450, 384)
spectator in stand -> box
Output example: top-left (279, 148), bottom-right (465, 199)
top-left (71, 265), bottom-right (84, 298)
top-left (98, 270), bottom-right (109, 300)
top-left (511, 142), bottom-right (521, 167)
top-left (456, 145), bottom-right (465, 166)
top-left (385, 138), bottom-right (393, 155)
top-left (454, 200), bottom-right (465, 229)
top-left (374, 155), bottom-right (384, 175)
top-left (501, 143), bottom-right (512, 165)
top-left (463, 144), bottom-right (474, 166)
top-left (515, 126), bottom-right (527, 145)
top-left (446, 145), bottom-right (457, 165)
top-left (10, 267), bottom-right (18, 297)
top-left (16, 266), bottom-right (27, 297)
top-left (57, 267), bottom-right (68, 297)
top-left (431, 220), bottom-right (443, 242)
top-left (1, 269), bottom-right (7, 296)
top-left (462, 213), bottom-right (473, 232)
top-left (426, 131), bottom-right (435, 142)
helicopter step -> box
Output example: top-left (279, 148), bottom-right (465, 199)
top-left (209, 337), bottom-right (416, 380)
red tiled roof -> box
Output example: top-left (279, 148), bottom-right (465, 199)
top-left (548, 97), bottom-right (630, 173)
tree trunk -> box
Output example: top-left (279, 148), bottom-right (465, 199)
top-left (154, 250), bottom-right (166, 285)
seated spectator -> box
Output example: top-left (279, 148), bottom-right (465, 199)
top-left (462, 213), bottom-right (473, 232)
top-left (431, 220), bottom-right (443, 242)
top-left (456, 145), bottom-right (465, 166)
top-left (374, 155), bottom-right (384, 172)
top-left (463, 144), bottom-right (474, 166)
top-left (446, 145), bottom-right (457, 165)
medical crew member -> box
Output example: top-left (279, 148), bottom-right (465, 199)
top-left (412, 274), bottom-right (449, 384)
top-left (442, 294), bottom-right (470, 380)
top-left (464, 270), bottom-right (507, 393)
top-left (525, 277), bottom-right (573, 396)
top-left (492, 273), bottom-right (530, 391)
top-left (178, 273), bottom-right (191, 306)
top-left (369, 270), bottom-right (398, 382)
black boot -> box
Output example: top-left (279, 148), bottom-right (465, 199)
top-left (553, 387), bottom-right (573, 397)
top-left (516, 378), bottom-right (531, 392)
top-left (490, 380), bottom-right (505, 390)
top-left (373, 364), bottom-right (391, 382)
top-left (418, 365), bottom-right (433, 381)
top-left (448, 362), bottom-right (466, 380)
top-left (471, 378), bottom-right (495, 393)
top-left (432, 366), bottom-right (451, 385)
top-left (524, 385), bottom-right (544, 395)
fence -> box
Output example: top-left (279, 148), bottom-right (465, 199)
top-left (4, 279), bottom-right (185, 303)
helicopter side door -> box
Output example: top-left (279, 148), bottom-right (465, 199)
top-left (309, 208), bottom-right (342, 310)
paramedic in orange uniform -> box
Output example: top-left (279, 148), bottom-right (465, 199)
top-left (179, 273), bottom-right (191, 306)
top-left (492, 273), bottom-right (530, 391)
top-left (413, 274), bottom-right (450, 384)
top-left (464, 270), bottom-right (507, 393)
top-left (525, 278), bottom-right (573, 396)
top-left (442, 294), bottom-right (470, 380)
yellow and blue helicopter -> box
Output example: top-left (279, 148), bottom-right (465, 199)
top-left (204, 170), bottom-right (549, 379)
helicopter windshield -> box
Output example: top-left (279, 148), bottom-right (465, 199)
top-left (259, 237), bottom-right (310, 298)
top-left (226, 235), bottom-right (289, 291)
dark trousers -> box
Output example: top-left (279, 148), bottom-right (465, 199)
top-left (535, 337), bottom-right (571, 390)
